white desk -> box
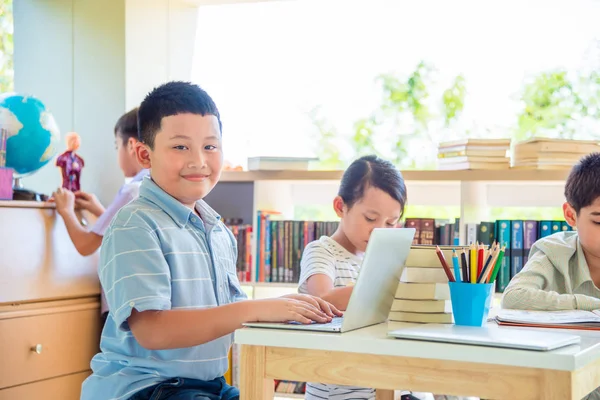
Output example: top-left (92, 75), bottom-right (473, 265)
top-left (234, 322), bottom-right (600, 400)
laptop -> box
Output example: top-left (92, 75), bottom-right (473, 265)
top-left (388, 323), bottom-right (581, 351)
top-left (243, 227), bottom-right (416, 333)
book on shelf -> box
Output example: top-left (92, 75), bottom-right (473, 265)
top-left (438, 161), bottom-right (511, 170)
top-left (255, 210), bottom-right (339, 283)
top-left (404, 217), bottom-right (460, 246)
top-left (247, 156), bottom-right (318, 171)
top-left (274, 380), bottom-right (306, 395)
top-left (230, 214), bottom-right (572, 296)
top-left (406, 217), bottom-right (572, 293)
top-left (224, 218), bottom-right (253, 283)
top-left (437, 138), bottom-right (511, 170)
top-left (511, 137), bottom-right (600, 169)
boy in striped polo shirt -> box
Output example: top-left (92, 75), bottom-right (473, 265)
top-left (81, 81), bottom-right (340, 400)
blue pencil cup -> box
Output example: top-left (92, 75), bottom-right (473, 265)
top-left (448, 282), bottom-right (494, 327)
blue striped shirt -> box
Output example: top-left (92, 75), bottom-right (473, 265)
top-left (81, 177), bottom-right (247, 400)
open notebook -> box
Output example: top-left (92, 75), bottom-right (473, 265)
top-left (496, 309), bottom-right (600, 330)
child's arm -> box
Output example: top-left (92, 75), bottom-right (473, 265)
top-left (298, 241), bottom-right (353, 310)
top-left (502, 251), bottom-right (600, 311)
top-left (305, 274), bottom-right (353, 311)
top-left (52, 188), bottom-right (103, 256)
top-left (101, 222), bottom-right (340, 351)
top-left (127, 295), bottom-right (339, 350)
top-left (74, 191), bottom-right (106, 217)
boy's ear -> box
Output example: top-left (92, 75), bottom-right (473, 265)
top-left (333, 196), bottom-right (345, 218)
top-left (135, 141), bottom-right (152, 169)
top-left (563, 202), bottom-right (577, 227)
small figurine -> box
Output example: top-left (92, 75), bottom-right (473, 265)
top-left (56, 132), bottom-right (84, 191)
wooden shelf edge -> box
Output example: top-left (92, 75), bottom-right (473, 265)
top-left (219, 169), bottom-right (571, 182)
top-left (0, 200), bottom-right (55, 208)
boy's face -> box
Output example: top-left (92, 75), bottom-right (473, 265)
top-left (564, 197), bottom-right (600, 259)
top-left (136, 113), bottom-right (223, 208)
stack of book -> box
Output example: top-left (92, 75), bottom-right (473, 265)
top-left (247, 156), bottom-right (318, 171)
top-left (388, 246), bottom-right (459, 328)
top-left (511, 138), bottom-right (600, 169)
top-left (436, 138), bottom-right (511, 170)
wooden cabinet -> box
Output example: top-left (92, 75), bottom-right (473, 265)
top-left (0, 201), bottom-right (102, 399)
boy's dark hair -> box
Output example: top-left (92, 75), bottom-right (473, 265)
top-left (565, 152), bottom-right (600, 214)
top-left (338, 155), bottom-right (407, 216)
top-left (138, 81), bottom-right (222, 148)
top-left (114, 107), bottom-right (139, 145)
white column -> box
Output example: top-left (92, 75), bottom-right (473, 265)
top-left (459, 181), bottom-right (488, 245)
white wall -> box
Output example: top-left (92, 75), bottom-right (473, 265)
top-left (125, 0), bottom-right (198, 110)
top-left (13, 0), bottom-right (199, 205)
top-left (14, 0), bottom-right (126, 204)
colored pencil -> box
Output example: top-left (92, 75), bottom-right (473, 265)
top-left (435, 245), bottom-right (456, 282)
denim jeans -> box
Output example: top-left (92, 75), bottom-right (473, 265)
top-left (128, 377), bottom-right (239, 400)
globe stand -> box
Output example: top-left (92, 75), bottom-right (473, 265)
top-left (12, 177), bottom-right (48, 202)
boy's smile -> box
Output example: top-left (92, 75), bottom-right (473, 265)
top-left (182, 173), bottom-right (210, 182)
top-left (136, 113), bottom-right (223, 209)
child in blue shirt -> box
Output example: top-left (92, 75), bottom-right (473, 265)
top-left (80, 81), bottom-right (340, 400)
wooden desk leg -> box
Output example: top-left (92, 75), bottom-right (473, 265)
top-left (375, 389), bottom-right (395, 400)
top-left (240, 345), bottom-right (274, 400)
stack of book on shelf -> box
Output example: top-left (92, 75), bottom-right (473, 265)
top-left (388, 246), bottom-right (459, 328)
top-left (224, 218), bottom-right (253, 283)
top-left (225, 213), bottom-right (339, 284)
top-left (465, 219), bottom-right (572, 293)
top-left (404, 217), bottom-right (460, 246)
top-left (274, 381), bottom-right (306, 396)
top-left (436, 138), bottom-right (511, 170)
top-left (255, 211), bottom-right (339, 283)
top-left (511, 137), bottom-right (600, 169)
top-left (247, 156), bottom-right (318, 171)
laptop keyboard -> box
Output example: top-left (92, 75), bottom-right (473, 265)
top-left (289, 316), bottom-right (344, 326)
top-left (325, 317), bottom-right (344, 326)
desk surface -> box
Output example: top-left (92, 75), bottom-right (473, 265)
top-left (234, 322), bottom-right (600, 371)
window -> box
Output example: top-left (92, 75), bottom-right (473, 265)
top-left (0, 0), bottom-right (13, 93)
top-left (193, 0), bottom-right (600, 170)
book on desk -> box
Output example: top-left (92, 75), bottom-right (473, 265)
top-left (496, 309), bottom-right (600, 330)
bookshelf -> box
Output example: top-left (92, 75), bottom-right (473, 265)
top-left (206, 168), bottom-right (569, 294)
top-left (219, 169), bottom-right (571, 182)
top-left (216, 169), bottom-right (543, 397)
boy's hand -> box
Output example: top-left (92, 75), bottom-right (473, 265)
top-left (51, 187), bottom-right (75, 216)
top-left (74, 191), bottom-right (105, 217)
top-left (281, 293), bottom-right (343, 318)
top-left (252, 298), bottom-right (333, 325)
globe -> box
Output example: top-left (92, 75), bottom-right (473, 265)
top-left (0, 93), bottom-right (60, 179)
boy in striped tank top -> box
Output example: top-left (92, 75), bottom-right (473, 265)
top-left (298, 155), bottom-right (427, 400)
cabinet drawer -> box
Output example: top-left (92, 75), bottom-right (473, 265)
top-left (0, 305), bottom-right (100, 388)
top-left (0, 371), bottom-right (90, 400)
